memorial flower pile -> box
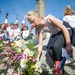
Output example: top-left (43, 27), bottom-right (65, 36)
top-left (0, 39), bottom-right (50, 75)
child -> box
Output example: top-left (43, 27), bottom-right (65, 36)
top-left (63, 5), bottom-right (75, 28)
top-left (13, 23), bottom-right (20, 41)
top-left (26, 10), bottom-right (73, 74)
top-left (63, 5), bottom-right (75, 64)
top-left (6, 23), bottom-right (14, 38)
top-left (21, 26), bottom-right (30, 41)
top-left (0, 28), bottom-right (6, 40)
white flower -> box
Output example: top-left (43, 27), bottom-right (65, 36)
top-left (17, 48), bottom-right (22, 52)
top-left (7, 68), bottom-right (14, 75)
top-left (34, 61), bottom-right (42, 73)
top-left (35, 61), bottom-right (41, 68)
top-left (23, 48), bottom-right (30, 56)
top-left (38, 67), bottom-right (42, 73)
top-left (35, 67), bottom-right (42, 73)
top-left (0, 44), bottom-right (2, 46)
top-left (20, 58), bottom-right (28, 69)
top-left (15, 40), bottom-right (22, 47)
top-left (3, 41), bottom-right (7, 43)
top-left (17, 68), bottom-right (22, 75)
top-left (1, 73), bottom-right (5, 75)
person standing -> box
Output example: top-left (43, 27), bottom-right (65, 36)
top-left (63, 5), bottom-right (75, 64)
top-left (13, 23), bottom-right (20, 41)
top-left (6, 23), bottom-right (14, 40)
top-left (21, 26), bottom-right (30, 41)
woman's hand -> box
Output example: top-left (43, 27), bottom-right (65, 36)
top-left (66, 42), bottom-right (73, 54)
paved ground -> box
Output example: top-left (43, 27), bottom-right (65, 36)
top-left (40, 37), bottom-right (75, 75)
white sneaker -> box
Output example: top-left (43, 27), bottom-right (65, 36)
top-left (65, 58), bottom-right (75, 65)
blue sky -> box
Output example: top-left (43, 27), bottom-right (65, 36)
top-left (0, 0), bottom-right (75, 34)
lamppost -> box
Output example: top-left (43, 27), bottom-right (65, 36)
top-left (36, 0), bottom-right (47, 38)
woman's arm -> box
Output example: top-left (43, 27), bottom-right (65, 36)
top-left (37, 31), bottom-right (43, 60)
top-left (48, 16), bottom-right (73, 53)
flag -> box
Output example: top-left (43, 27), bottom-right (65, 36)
top-left (15, 19), bottom-right (18, 24)
top-left (6, 12), bottom-right (9, 19)
top-left (4, 18), bottom-right (8, 28)
top-left (4, 12), bottom-right (9, 28)
top-left (22, 19), bottom-right (26, 27)
top-left (15, 12), bottom-right (19, 24)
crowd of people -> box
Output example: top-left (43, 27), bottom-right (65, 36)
top-left (0, 23), bottom-right (33, 41)
top-left (0, 5), bottom-right (75, 75)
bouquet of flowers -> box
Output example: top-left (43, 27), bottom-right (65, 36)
top-left (0, 39), bottom-right (50, 75)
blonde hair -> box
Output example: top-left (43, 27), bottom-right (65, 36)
top-left (26, 10), bottom-right (44, 20)
top-left (64, 5), bottom-right (74, 16)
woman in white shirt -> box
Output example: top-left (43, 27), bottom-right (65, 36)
top-left (21, 26), bottom-right (30, 41)
top-left (63, 5), bottom-right (75, 28)
top-left (13, 23), bottom-right (20, 41)
top-left (63, 5), bottom-right (75, 64)
top-left (63, 5), bottom-right (75, 46)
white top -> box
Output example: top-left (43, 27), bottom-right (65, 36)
top-left (14, 28), bottom-right (20, 37)
top-left (22, 30), bottom-right (29, 39)
top-left (0, 33), bottom-right (4, 38)
top-left (63, 15), bottom-right (75, 28)
top-left (39, 14), bottom-right (60, 35)
top-left (7, 27), bottom-right (14, 37)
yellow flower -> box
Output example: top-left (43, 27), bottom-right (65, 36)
top-left (37, 67), bottom-right (42, 73)
top-left (32, 65), bottom-right (35, 68)
top-left (29, 56), bottom-right (32, 60)
top-left (29, 51), bottom-right (33, 57)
